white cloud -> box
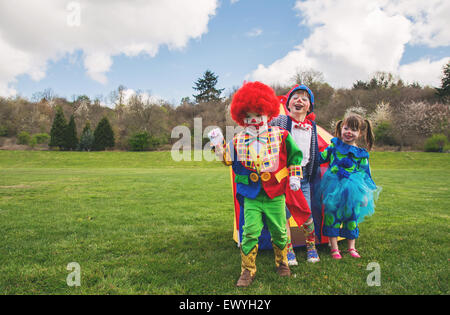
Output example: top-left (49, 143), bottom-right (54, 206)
top-left (380, 0), bottom-right (450, 47)
top-left (399, 57), bottom-right (449, 87)
top-left (246, 28), bottom-right (263, 37)
top-left (83, 53), bottom-right (112, 85)
top-left (250, 0), bottom-right (450, 88)
top-left (0, 0), bottom-right (218, 96)
top-left (122, 88), bottom-right (163, 105)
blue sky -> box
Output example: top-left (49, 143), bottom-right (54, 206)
top-left (1, 0), bottom-right (449, 105)
top-left (13, 0), bottom-right (306, 104)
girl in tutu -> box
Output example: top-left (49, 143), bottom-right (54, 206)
top-left (317, 113), bottom-right (380, 259)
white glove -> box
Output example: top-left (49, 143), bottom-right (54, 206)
top-left (208, 128), bottom-right (224, 146)
top-left (289, 176), bottom-right (301, 191)
top-left (207, 128), bottom-right (224, 154)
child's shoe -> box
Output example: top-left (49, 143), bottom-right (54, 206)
top-left (330, 249), bottom-right (342, 260)
top-left (348, 248), bottom-right (361, 258)
top-left (306, 247), bottom-right (320, 263)
top-left (287, 243), bottom-right (298, 266)
top-left (287, 251), bottom-right (298, 266)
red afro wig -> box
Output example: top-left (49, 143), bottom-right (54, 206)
top-left (230, 81), bottom-right (280, 126)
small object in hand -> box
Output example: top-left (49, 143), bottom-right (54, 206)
top-left (207, 128), bottom-right (224, 147)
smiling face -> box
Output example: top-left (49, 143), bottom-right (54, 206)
top-left (340, 123), bottom-right (360, 146)
top-left (288, 90), bottom-right (311, 118)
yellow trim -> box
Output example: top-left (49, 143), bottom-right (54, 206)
top-left (275, 167), bottom-right (288, 183)
top-left (288, 217), bottom-right (297, 227)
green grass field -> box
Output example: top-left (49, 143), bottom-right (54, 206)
top-left (0, 150), bottom-right (448, 294)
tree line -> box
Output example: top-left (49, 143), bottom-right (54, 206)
top-left (48, 105), bottom-right (114, 151)
top-left (0, 63), bottom-right (449, 152)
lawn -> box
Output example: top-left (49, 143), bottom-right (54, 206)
top-left (0, 150), bottom-right (448, 294)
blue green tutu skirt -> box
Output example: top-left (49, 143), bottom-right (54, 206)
top-left (317, 169), bottom-right (381, 225)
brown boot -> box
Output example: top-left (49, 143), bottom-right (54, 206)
top-left (236, 269), bottom-right (255, 287)
top-left (273, 243), bottom-right (291, 277)
top-left (276, 262), bottom-right (291, 277)
top-left (236, 245), bottom-right (258, 287)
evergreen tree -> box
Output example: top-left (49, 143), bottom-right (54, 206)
top-left (82, 121), bottom-right (91, 134)
top-left (64, 115), bottom-right (79, 151)
top-left (93, 117), bottom-right (115, 151)
top-left (193, 70), bottom-right (224, 103)
top-left (128, 131), bottom-right (151, 151)
top-left (49, 106), bottom-right (67, 150)
top-left (78, 122), bottom-right (94, 151)
top-left (436, 61), bottom-right (450, 103)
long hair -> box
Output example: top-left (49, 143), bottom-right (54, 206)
top-left (334, 113), bottom-right (375, 150)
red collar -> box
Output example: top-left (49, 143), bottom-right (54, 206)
top-left (290, 112), bottom-right (315, 125)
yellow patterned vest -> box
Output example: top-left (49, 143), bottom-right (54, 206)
top-left (233, 126), bottom-right (284, 173)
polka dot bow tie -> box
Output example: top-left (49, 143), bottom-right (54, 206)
top-left (293, 122), bottom-right (312, 130)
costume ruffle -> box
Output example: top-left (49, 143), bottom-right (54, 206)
top-left (316, 168), bottom-right (381, 224)
top-left (331, 137), bottom-right (369, 159)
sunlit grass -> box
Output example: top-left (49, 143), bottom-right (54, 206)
top-left (0, 151), bottom-right (448, 294)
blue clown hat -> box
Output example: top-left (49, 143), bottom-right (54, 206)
top-left (285, 84), bottom-right (315, 113)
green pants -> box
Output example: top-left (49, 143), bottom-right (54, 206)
top-left (241, 191), bottom-right (287, 255)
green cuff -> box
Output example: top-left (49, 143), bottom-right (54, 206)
top-left (234, 174), bottom-right (249, 185)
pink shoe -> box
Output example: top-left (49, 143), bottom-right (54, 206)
top-left (330, 249), bottom-right (342, 260)
top-left (348, 248), bottom-right (361, 258)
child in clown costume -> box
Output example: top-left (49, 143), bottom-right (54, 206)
top-left (209, 82), bottom-right (310, 287)
top-left (270, 84), bottom-right (321, 265)
top-left (316, 113), bottom-right (381, 259)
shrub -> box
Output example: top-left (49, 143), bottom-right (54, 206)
top-left (128, 132), bottom-right (168, 151)
top-left (29, 136), bottom-right (37, 148)
top-left (33, 133), bottom-right (50, 144)
top-left (424, 134), bottom-right (448, 152)
top-left (149, 135), bottom-right (168, 150)
top-left (129, 132), bottom-right (151, 151)
top-left (374, 121), bottom-right (396, 146)
top-left (0, 125), bottom-right (7, 137)
top-left (443, 144), bottom-right (450, 153)
top-left (17, 131), bottom-right (31, 145)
